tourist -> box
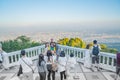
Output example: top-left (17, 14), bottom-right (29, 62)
top-left (50, 43), bottom-right (56, 54)
top-left (0, 46), bottom-right (3, 69)
top-left (84, 44), bottom-right (92, 68)
top-left (44, 43), bottom-right (50, 55)
top-left (50, 39), bottom-right (56, 54)
top-left (46, 50), bottom-right (56, 80)
top-left (91, 40), bottom-right (101, 71)
top-left (18, 50), bottom-right (33, 80)
top-left (115, 52), bottom-right (120, 80)
top-left (37, 54), bottom-right (47, 80)
top-left (50, 38), bottom-right (54, 46)
top-left (67, 53), bottom-right (77, 77)
top-left (0, 43), bottom-right (7, 69)
top-left (58, 51), bottom-right (67, 80)
top-left (51, 50), bottom-right (58, 79)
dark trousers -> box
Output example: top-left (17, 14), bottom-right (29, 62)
top-left (116, 65), bottom-right (120, 75)
top-left (60, 71), bottom-right (66, 80)
top-left (0, 61), bottom-right (3, 69)
top-left (92, 55), bottom-right (99, 64)
top-left (47, 70), bottom-right (55, 80)
top-left (39, 72), bottom-right (46, 80)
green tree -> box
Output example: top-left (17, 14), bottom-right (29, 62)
top-left (1, 35), bottom-right (41, 53)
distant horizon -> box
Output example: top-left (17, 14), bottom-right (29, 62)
top-left (0, 25), bottom-right (120, 34)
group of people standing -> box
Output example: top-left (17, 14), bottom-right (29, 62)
top-left (1, 39), bottom-right (120, 80)
top-left (37, 39), bottom-right (77, 80)
top-left (17, 39), bottom-right (77, 80)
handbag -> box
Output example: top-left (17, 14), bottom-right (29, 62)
top-left (17, 65), bottom-right (23, 76)
top-left (52, 63), bottom-right (58, 71)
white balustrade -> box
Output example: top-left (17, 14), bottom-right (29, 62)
top-left (58, 45), bottom-right (116, 72)
top-left (99, 52), bottom-right (116, 72)
top-left (58, 45), bottom-right (86, 63)
top-left (4, 45), bottom-right (45, 69)
top-left (4, 44), bottom-right (116, 72)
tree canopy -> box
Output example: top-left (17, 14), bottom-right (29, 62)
top-left (58, 37), bottom-right (86, 48)
top-left (58, 38), bottom-right (118, 54)
top-left (1, 35), bottom-right (40, 53)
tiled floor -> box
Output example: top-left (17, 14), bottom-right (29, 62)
top-left (0, 63), bottom-right (119, 80)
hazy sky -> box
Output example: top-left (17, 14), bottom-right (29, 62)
top-left (0, 0), bottom-right (120, 32)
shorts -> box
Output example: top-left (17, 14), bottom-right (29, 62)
top-left (92, 55), bottom-right (99, 64)
top-left (116, 65), bottom-right (120, 74)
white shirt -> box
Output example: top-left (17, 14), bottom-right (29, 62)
top-left (0, 53), bottom-right (3, 61)
top-left (1, 51), bottom-right (8, 68)
top-left (18, 57), bottom-right (33, 73)
top-left (67, 57), bottom-right (76, 68)
top-left (58, 57), bottom-right (67, 72)
top-left (0, 49), bottom-right (4, 62)
top-left (91, 44), bottom-right (101, 50)
top-left (0, 48), bottom-right (3, 61)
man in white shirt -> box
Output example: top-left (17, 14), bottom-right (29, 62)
top-left (67, 53), bottom-right (77, 77)
top-left (18, 50), bottom-right (33, 80)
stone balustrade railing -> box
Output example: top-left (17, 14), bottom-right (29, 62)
top-left (58, 45), bottom-right (116, 72)
top-left (3, 44), bottom-right (116, 72)
top-left (3, 45), bottom-right (45, 69)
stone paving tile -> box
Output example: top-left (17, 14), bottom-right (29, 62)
top-left (69, 64), bottom-right (82, 73)
top-left (0, 62), bottom-right (118, 80)
top-left (84, 72), bottom-right (107, 80)
top-left (0, 73), bottom-right (14, 80)
top-left (68, 73), bottom-right (86, 80)
top-left (0, 76), bottom-right (6, 80)
top-left (80, 65), bottom-right (93, 73)
top-left (0, 68), bottom-right (4, 73)
top-left (102, 72), bottom-right (120, 80)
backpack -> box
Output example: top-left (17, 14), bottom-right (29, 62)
top-left (117, 53), bottom-right (120, 66)
top-left (92, 45), bottom-right (99, 56)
